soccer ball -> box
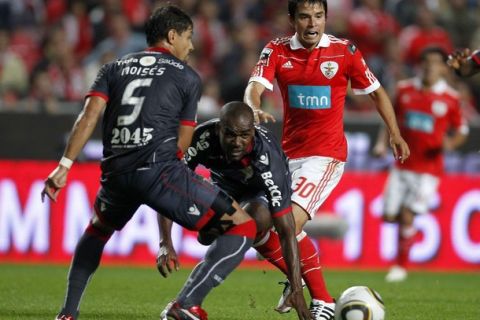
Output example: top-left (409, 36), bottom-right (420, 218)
top-left (335, 286), bottom-right (385, 320)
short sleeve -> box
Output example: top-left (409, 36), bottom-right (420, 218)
top-left (180, 71), bottom-right (202, 126)
top-left (86, 63), bottom-right (111, 101)
top-left (248, 42), bottom-right (280, 91)
top-left (347, 43), bottom-right (381, 95)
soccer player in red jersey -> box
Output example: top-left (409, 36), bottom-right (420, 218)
top-left (374, 47), bottom-right (469, 282)
top-left (447, 48), bottom-right (480, 77)
top-left (244, 1), bottom-right (409, 319)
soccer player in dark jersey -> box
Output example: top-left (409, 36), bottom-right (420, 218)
top-left (157, 102), bottom-right (311, 319)
top-left (41, 6), bottom-right (260, 320)
top-left (447, 48), bottom-right (480, 77)
top-left (244, 1), bottom-right (410, 319)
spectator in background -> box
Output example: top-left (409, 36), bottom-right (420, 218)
top-left (348, 0), bottom-right (399, 77)
top-left (62, 0), bottom-right (94, 60)
top-left (399, 5), bottom-right (453, 66)
top-left (0, 28), bottom-right (28, 108)
top-left (438, 0), bottom-right (478, 49)
top-left (374, 47), bottom-right (469, 282)
top-left (83, 11), bottom-right (145, 65)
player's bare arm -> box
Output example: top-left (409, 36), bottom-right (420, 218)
top-left (41, 96), bottom-right (106, 202)
top-left (156, 215), bottom-right (180, 278)
top-left (178, 124), bottom-right (195, 153)
top-left (273, 211), bottom-right (311, 320)
top-left (244, 81), bottom-right (276, 124)
top-left (368, 86), bottom-right (410, 163)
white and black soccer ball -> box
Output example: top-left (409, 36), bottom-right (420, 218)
top-left (335, 286), bottom-right (385, 320)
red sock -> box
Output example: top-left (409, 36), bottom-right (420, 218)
top-left (397, 227), bottom-right (417, 267)
top-left (297, 233), bottom-right (333, 302)
top-left (255, 230), bottom-right (333, 302)
top-left (255, 230), bottom-right (288, 273)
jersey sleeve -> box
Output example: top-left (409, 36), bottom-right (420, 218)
top-left (347, 42), bottom-right (381, 95)
top-left (248, 41), bottom-right (280, 91)
top-left (86, 63), bottom-right (111, 102)
top-left (180, 71), bottom-right (202, 127)
top-left (257, 145), bottom-right (292, 218)
top-left (184, 125), bottom-right (211, 170)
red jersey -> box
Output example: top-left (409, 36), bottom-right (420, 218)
top-left (394, 78), bottom-right (468, 176)
top-left (249, 33), bottom-right (380, 161)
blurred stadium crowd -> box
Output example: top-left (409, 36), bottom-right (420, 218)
top-left (0, 0), bottom-right (480, 124)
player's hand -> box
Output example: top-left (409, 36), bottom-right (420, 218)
top-left (389, 134), bottom-right (410, 164)
top-left (41, 166), bottom-right (69, 202)
top-left (253, 109), bottom-right (276, 124)
top-left (277, 289), bottom-right (312, 320)
top-left (156, 243), bottom-right (179, 278)
top-left (447, 48), bottom-right (471, 70)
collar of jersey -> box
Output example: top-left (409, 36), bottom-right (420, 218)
top-left (290, 33), bottom-right (330, 50)
top-left (412, 77), bottom-right (448, 94)
top-left (145, 47), bottom-right (172, 54)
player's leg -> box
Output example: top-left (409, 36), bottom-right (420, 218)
top-left (382, 168), bottom-right (408, 282)
top-left (387, 171), bottom-right (439, 282)
top-left (56, 175), bottom-right (140, 319)
top-left (145, 163), bottom-right (256, 319)
top-left (263, 157), bottom-right (343, 319)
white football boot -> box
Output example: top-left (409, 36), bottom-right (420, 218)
top-left (309, 299), bottom-right (335, 320)
top-left (275, 279), bottom-right (306, 313)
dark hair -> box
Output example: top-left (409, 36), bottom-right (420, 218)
top-left (288, 0), bottom-right (328, 18)
top-left (419, 46), bottom-right (448, 63)
top-left (145, 5), bottom-right (193, 46)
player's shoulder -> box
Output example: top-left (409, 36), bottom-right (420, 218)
top-left (254, 125), bottom-right (282, 152)
top-left (326, 34), bottom-right (357, 54)
top-left (195, 118), bottom-right (218, 135)
top-left (270, 36), bottom-right (292, 47)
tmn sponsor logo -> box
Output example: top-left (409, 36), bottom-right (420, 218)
top-left (288, 85), bottom-right (331, 109)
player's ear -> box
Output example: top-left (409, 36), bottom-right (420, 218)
top-left (167, 29), bottom-right (176, 45)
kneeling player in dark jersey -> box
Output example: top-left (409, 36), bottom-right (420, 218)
top-left (40, 6), bottom-right (301, 320)
top-left (157, 102), bottom-right (310, 319)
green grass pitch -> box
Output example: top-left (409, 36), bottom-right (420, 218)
top-left (0, 263), bottom-right (478, 319)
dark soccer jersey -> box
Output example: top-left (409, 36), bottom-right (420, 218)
top-left (87, 47), bottom-right (201, 176)
top-left (185, 119), bottom-right (292, 218)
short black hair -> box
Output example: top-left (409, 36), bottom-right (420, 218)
top-left (145, 5), bottom-right (193, 46)
top-left (419, 46), bottom-right (449, 63)
top-left (219, 101), bottom-right (254, 125)
top-left (288, 0), bottom-right (328, 18)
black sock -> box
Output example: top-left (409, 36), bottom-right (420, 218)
top-left (60, 227), bottom-right (111, 316)
top-left (177, 233), bottom-right (253, 307)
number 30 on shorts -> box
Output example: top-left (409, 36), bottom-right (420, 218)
top-left (292, 177), bottom-right (316, 198)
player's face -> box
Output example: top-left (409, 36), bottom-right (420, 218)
top-left (421, 53), bottom-right (447, 86)
top-left (218, 118), bottom-right (255, 162)
top-left (171, 27), bottom-right (194, 61)
top-left (290, 1), bottom-right (326, 50)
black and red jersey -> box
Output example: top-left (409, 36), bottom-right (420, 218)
top-left (185, 120), bottom-right (292, 218)
top-left (87, 47), bottom-right (201, 176)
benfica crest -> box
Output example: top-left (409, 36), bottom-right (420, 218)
top-left (320, 61), bottom-right (339, 79)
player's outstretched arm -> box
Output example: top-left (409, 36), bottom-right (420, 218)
top-left (156, 214), bottom-right (180, 278)
top-left (447, 48), bottom-right (476, 77)
top-left (244, 81), bottom-right (276, 124)
top-left (41, 96), bottom-right (106, 202)
top-left (369, 86), bottom-right (410, 163)
top-left (273, 212), bottom-right (311, 320)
